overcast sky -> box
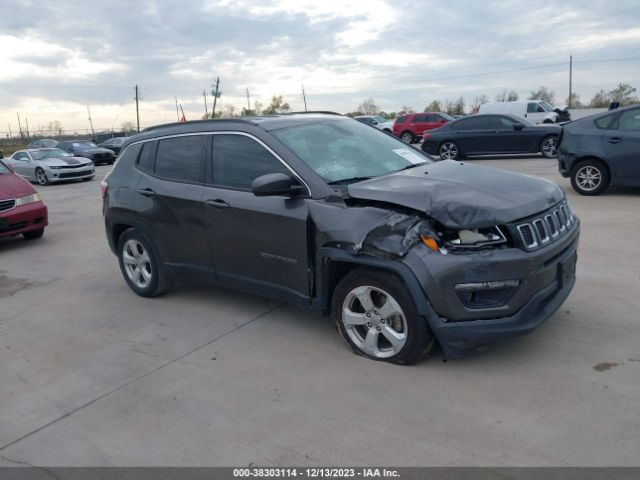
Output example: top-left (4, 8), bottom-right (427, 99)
top-left (1, 0), bottom-right (639, 134)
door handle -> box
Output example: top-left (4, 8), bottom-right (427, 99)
top-left (205, 198), bottom-right (230, 209)
top-left (608, 137), bottom-right (622, 144)
top-left (136, 188), bottom-right (156, 197)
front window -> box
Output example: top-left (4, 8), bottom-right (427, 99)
top-left (31, 149), bottom-right (71, 160)
top-left (272, 119), bottom-right (433, 184)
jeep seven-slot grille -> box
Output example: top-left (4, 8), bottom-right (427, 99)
top-left (514, 201), bottom-right (577, 251)
top-left (0, 199), bottom-right (16, 213)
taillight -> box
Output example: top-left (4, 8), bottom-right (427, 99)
top-left (100, 180), bottom-right (108, 198)
top-left (423, 132), bottom-right (430, 140)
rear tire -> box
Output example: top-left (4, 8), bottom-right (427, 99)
top-left (23, 228), bottom-right (44, 240)
top-left (332, 268), bottom-right (434, 365)
top-left (438, 141), bottom-right (461, 160)
top-left (117, 229), bottom-right (173, 297)
top-left (400, 131), bottom-right (414, 143)
top-left (571, 159), bottom-right (610, 196)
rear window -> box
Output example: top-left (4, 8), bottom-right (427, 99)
top-left (594, 114), bottom-right (616, 130)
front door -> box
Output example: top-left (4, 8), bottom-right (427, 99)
top-left (203, 133), bottom-right (310, 303)
top-left (10, 152), bottom-right (33, 180)
top-left (601, 108), bottom-right (640, 180)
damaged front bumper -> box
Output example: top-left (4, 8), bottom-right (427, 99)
top-left (402, 221), bottom-right (580, 357)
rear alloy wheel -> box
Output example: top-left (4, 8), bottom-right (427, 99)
top-left (332, 268), bottom-right (434, 364)
top-left (400, 131), bottom-right (414, 143)
top-left (439, 141), bottom-right (460, 160)
top-left (35, 168), bottom-right (49, 186)
top-left (540, 136), bottom-right (558, 158)
top-left (118, 229), bottom-right (173, 297)
top-left (571, 159), bottom-right (610, 196)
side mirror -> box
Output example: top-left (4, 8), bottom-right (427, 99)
top-left (513, 123), bottom-right (524, 131)
top-left (252, 173), bottom-right (302, 197)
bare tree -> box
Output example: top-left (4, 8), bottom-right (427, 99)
top-left (470, 94), bottom-right (489, 113)
top-left (528, 86), bottom-right (555, 103)
top-left (588, 90), bottom-right (610, 108)
top-left (357, 98), bottom-right (380, 115)
top-left (566, 93), bottom-right (582, 108)
top-left (221, 104), bottom-right (237, 118)
top-left (608, 83), bottom-right (638, 105)
top-left (121, 121), bottom-right (136, 134)
top-left (263, 95), bottom-right (291, 114)
top-left (242, 100), bottom-right (263, 117)
top-left (495, 89), bottom-right (519, 102)
top-left (451, 96), bottom-right (465, 115)
top-left (400, 105), bottom-right (415, 114)
top-left (425, 100), bottom-right (442, 112)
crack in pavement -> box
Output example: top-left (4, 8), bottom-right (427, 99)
top-left (0, 303), bottom-right (284, 454)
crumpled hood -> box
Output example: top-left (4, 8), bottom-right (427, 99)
top-left (40, 156), bottom-right (92, 167)
top-left (347, 160), bottom-right (564, 229)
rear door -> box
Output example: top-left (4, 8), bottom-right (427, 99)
top-left (601, 108), bottom-right (640, 180)
top-left (452, 116), bottom-right (497, 154)
top-left (423, 114), bottom-right (448, 131)
top-left (202, 133), bottom-right (310, 303)
top-left (132, 135), bottom-right (213, 273)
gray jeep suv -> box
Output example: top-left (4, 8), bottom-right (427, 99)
top-left (102, 113), bottom-right (579, 364)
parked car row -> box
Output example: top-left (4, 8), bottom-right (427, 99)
top-left (4, 148), bottom-right (95, 185)
top-left (26, 137), bottom-right (126, 161)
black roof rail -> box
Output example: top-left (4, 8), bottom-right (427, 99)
top-left (283, 111), bottom-right (343, 116)
top-left (142, 117), bottom-right (259, 133)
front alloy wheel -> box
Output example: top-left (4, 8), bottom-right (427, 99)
top-left (342, 286), bottom-right (408, 359)
top-left (439, 141), bottom-right (459, 160)
top-left (35, 168), bottom-right (49, 185)
top-left (541, 136), bottom-right (558, 158)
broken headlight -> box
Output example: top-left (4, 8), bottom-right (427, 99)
top-left (421, 226), bottom-right (507, 253)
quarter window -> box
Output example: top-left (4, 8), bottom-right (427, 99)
top-left (136, 142), bottom-right (154, 172)
top-left (211, 134), bottom-right (292, 190)
top-left (154, 135), bottom-right (205, 183)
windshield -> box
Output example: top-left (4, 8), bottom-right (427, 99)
top-left (373, 115), bottom-right (387, 123)
top-left (73, 142), bottom-right (97, 148)
top-left (272, 119), bottom-right (433, 184)
top-left (541, 101), bottom-right (555, 112)
top-left (0, 160), bottom-right (10, 174)
top-left (439, 113), bottom-right (455, 121)
top-left (32, 149), bottom-right (70, 160)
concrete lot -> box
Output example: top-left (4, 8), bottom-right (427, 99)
top-left (1, 156), bottom-right (639, 467)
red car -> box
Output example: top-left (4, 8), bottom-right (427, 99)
top-left (392, 112), bottom-right (453, 143)
top-left (0, 158), bottom-right (48, 240)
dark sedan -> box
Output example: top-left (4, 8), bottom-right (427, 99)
top-left (421, 114), bottom-right (561, 160)
top-left (558, 105), bottom-right (640, 195)
top-left (57, 140), bottom-right (116, 165)
top-left (27, 139), bottom-right (58, 149)
top-left (98, 136), bottom-right (127, 155)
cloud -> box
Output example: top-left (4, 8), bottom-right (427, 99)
top-left (0, 0), bottom-right (639, 132)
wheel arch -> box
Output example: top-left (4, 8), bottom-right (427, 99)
top-left (315, 247), bottom-right (432, 319)
top-left (571, 155), bottom-right (612, 178)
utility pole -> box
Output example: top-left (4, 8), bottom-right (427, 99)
top-left (203, 90), bottom-right (209, 118)
top-left (8, 123), bottom-right (12, 141)
top-left (245, 88), bottom-right (251, 112)
top-left (16, 113), bottom-right (23, 141)
top-left (87, 106), bottom-right (95, 138)
top-left (211, 77), bottom-right (220, 118)
top-left (175, 96), bottom-right (180, 121)
top-left (25, 118), bottom-right (30, 141)
top-left (134, 85), bottom-right (140, 133)
top-left (568, 55), bottom-right (573, 109)
top-left (302, 84), bottom-right (308, 112)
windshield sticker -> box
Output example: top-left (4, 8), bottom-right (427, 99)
top-left (392, 149), bottom-right (426, 165)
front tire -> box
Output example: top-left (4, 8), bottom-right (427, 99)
top-left (439, 141), bottom-right (460, 160)
top-left (332, 268), bottom-right (434, 364)
top-left (117, 229), bottom-right (173, 297)
top-left (571, 159), bottom-right (610, 196)
top-left (540, 135), bottom-right (558, 158)
top-left (35, 168), bottom-right (49, 186)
